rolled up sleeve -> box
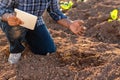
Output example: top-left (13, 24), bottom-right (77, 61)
top-left (0, 0), bottom-right (13, 16)
top-left (47, 0), bottom-right (67, 21)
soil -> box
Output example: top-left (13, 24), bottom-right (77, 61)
top-left (0, 0), bottom-right (120, 80)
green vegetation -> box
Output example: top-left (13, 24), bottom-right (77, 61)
top-left (108, 9), bottom-right (120, 22)
top-left (60, 1), bottom-right (73, 10)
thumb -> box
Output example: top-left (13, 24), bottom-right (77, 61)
top-left (76, 20), bottom-right (84, 24)
top-left (17, 18), bottom-right (24, 25)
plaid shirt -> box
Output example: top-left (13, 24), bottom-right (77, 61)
top-left (0, 0), bottom-right (67, 26)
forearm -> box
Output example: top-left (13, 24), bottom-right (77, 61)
top-left (47, 0), bottom-right (67, 21)
top-left (57, 18), bottom-right (73, 29)
top-left (0, 9), bottom-right (14, 22)
top-left (0, 0), bottom-right (13, 20)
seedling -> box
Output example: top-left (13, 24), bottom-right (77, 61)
top-left (60, 1), bottom-right (73, 10)
top-left (108, 9), bottom-right (120, 22)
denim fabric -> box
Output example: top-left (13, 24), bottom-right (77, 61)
top-left (26, 24), bottom-right (56, 55)
top-left (0, 22), bottom-right (27, 53)
top-left (0, 22), bottom-right (56, 55)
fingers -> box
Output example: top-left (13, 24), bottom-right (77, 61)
top-left (75, 20), bottom-right (84, 25)
top-left (79, 20), bottom-right (84, 24)
top-left (70, 20), bottom-right (87, 36)
top-left (17, 18), bottom-right (24, 25)
top-left (77, 21), bottom-right (87, 35)
top-left (7, 16), bottom-right (23, 26)
top-left (76, 26), bottom-right (86, 36)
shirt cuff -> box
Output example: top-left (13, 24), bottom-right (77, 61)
top-left (48, 9), bottom-right (67, 21)
top-left (0, 8), bottom-right (13, 16)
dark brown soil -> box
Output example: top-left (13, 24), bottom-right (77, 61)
top-left (0, 0), bottom-right (120, 80)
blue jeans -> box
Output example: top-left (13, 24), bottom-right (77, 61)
top-left (0, 22), bottom-right (56, 55)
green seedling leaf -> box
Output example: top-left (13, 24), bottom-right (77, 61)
top-left (108, 19), bottom-right (113, 22)
top-left (60, 2), bottom-right (69, 10)
top-left (69, 1), bottom-right (73, 7)
top-left (110, 9), bottom-right (118, 20)
top-left (60, 1), bottom-right (73, 10)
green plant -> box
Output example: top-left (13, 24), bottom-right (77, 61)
top-left (108, 9), bottom-right (120, 22)
top-left (60, 1), bottom-right (73, 10)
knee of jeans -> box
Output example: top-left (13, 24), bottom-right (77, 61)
top-left (13, 30), bottom-right (21, 39)
top-left (8, 27), bottom-right (26, 39)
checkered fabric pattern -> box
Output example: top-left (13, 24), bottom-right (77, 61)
top-left (0, 0), bottom-right (67, 25)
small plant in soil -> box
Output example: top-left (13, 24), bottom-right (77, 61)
top-left (108, 9), bottom-right (120, 22)
top-left (60, 0), bottom-right (73, 11)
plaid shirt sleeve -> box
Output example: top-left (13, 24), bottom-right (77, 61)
top-left (0, 0), bottom-right (14, 16)
top-left (47, 0), bottom-right (67, 21)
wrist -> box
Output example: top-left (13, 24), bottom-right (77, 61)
top-left (68, 20), bottom-right (73, 29)
top-left (57, 18), bottom-right (73, 29)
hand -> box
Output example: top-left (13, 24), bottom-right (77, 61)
top-left (2, 13), bottom-right (23, 26)
top-left (69, 20), bottom-right (86, 35)
top-left (7, 16), bottom-right (23, 26)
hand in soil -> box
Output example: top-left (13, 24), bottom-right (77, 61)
top-left (69, 20), bottom-right (86, 36)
